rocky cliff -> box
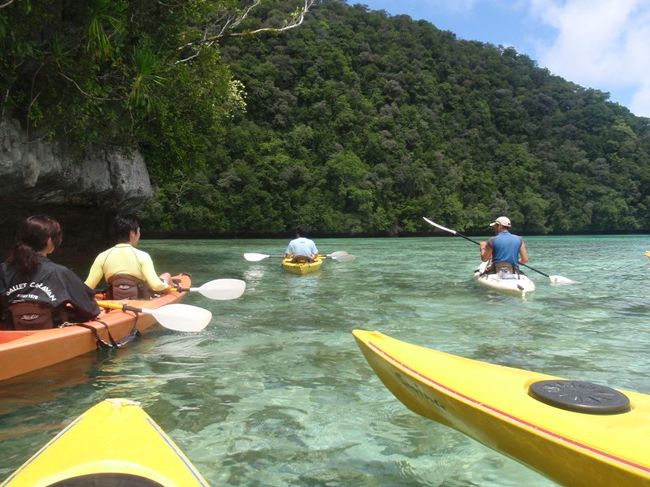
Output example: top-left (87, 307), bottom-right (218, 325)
top-left (0, 119), bottom-right (153, 269)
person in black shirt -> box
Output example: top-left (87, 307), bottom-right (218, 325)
top-left (0, 215), bottom-right (100, 329)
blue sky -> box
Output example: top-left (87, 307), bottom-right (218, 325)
top-left (353, 0), bottom-right (650, 118)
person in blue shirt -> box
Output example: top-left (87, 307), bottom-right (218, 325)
top-left (479, 216), bottom-right (529, 274)
top-left (284, 226), bottom-right (319, 262)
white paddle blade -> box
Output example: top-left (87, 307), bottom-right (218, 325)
top-left (328, 251), bottom-right (349, 258)
top-left (423, 217), bottom-right (457, 235)
top-left (244, 253), bottom-right (271, 262)
top-left (144, 304), bottom-right (212, 332)
top-left (550, 275), bottom-right (578, 285)
top-left (332, 253), bottom-right (356, 262)
top-left (196, 278), bottom-right (246, 300)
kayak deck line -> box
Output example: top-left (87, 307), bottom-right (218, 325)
top-left (144, 415), bottom-right (208, 485)
top-left (3, 415), bottom-right (85, 484)
top-left (365, 338), bottom-right (650, 477)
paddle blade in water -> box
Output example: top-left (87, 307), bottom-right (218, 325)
top-left (328, 251), bottom-right (348, 258)
top-left (148, 304), bottom-right (212, 332)
top-left (332, 253), bottom-right (356, 262)
top-left (197, 279), bottom-right (246, 300)
top-left (244, 253), bottom-right (270, 262)
top-left (550, 275), bottom-right (578, 285)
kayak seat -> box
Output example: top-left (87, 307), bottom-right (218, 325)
top-left (494, 262), bottom-right (518, 273)
top-left (108, 274), bottom-right (150, 300)
top-left (7, 301), bottom-right (54, 330)
top-left (497, 270), bottom-right (519, 280)
top-left (291, 255), bottom-right (314, 263)
top-left (482, 262), bottom-right (524, 278)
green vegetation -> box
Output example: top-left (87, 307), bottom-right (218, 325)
top-left (3, 1), bottom-right (650, 235)
top-left (0, 0), bottom-right (241, 175)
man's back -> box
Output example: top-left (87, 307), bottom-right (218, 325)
top-left (286, 237), bottom-right (318, 258)
top-left (489, 232), bottom-right (522, 265)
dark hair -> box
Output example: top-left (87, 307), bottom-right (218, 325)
top-left (6, 215), bottom-right (63, 276)
top-left (113, 214), bottom-right (140, 242)
top-left (295, 225), bottom-right (306, 237)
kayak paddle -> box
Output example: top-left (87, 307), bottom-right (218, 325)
top-left (325, 251), bottom-right (356, 262)
top-left (422, 217), bottom-right (577, 285)
top-left (173, 278), bottom-right (246, 300)
top-left (96, 300), bottom-right (213, 332)
top-left (243, 251), bottom-right (355, 262)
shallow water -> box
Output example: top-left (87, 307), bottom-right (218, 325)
top-left (1, 235), bottom-right (650, 485)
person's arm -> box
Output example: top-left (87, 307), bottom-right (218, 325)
top-left (518, 240), bottom-right (529, 264)
top-left (139, 252), bottom-right (169, 292)
top-left (480, 241), bottom-right (492, 262)
top-left (63, 269), bottom-right (100, 320)
top-left (84, 253), bottom-right (105, 289)
top-left (284, 242), bottom-right (293, 258)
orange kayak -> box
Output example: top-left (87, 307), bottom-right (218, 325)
top-left (0, 274), bottom-right (190, 381)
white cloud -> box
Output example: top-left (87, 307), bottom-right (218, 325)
top-left (526, 0), bottom-right (650, 116)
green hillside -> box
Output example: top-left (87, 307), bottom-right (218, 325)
top-left (145, 1), bottom-right (650, 235)
top-left (3, 1), bottom-right (650, 235)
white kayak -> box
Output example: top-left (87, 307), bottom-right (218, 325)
top-left (474, 261), bottom-right (535, 295)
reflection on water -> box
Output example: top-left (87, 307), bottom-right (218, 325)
top-left (284, 272), bottom-right (323, 301)
top-left (0, 351), bottom-right (106, 416)
top-left (243, 265), bottom-right (267, 288)
top-left (2, 236), bottom-right (650, 485)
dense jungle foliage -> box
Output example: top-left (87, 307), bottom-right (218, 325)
top-left (3, 1), bottom-right (650, 235)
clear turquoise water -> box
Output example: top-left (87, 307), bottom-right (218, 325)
top-left (1, 235), bottom-right (649, 486)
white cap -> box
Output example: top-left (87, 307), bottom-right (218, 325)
top-left (489, 216), bottom-right (511, 227)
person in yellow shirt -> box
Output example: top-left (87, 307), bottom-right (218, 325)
top-left (85, 214), bottom-right (171, 299)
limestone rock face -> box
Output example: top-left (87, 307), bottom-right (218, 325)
top-left (0, 119), bottom-right (152, 207)
top-left (0, 119), bottom-right (154, 263)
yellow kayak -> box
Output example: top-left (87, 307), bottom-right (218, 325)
top-left (282, 255), bottom-right (325, 275)
top-left (645, 251), bottom-right (650, 259)
top-left (2, 398), bottom-right (208, 486)
top-left (353, 329), bottom-right (650, 487)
